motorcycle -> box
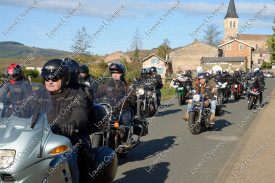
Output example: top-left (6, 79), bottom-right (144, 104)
top-left (136, 80), bottom-right (158, 118)
top-left (175, 76), bottom-right (190, 106)
top-left (93, 78), bottom-right (148, 158)
top-left (187, 93), bottom-right (213, 135)
top-left (232, 82), bottom-right (242, 101)
top-left (247, 80), bottom-right (260, 110)
top-left (216, 82), bottom-right (231, 104)
top-left (0, 81), bottom-right (117, 183)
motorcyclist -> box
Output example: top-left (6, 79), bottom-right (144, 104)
top-left (214, 70), bottom-right (222, 83)
top-left (0, 63), bottom-right (32, 107)
top-left (149, 66), bottom-right (163, 107)
top-left (195, 66), bottom-right (203, 84)
top-left (41, 59), bottom-right (90, 183)
top-left (182, 73), bottom-right (217, 124)
top-left (137, 68), bottom-right (148, 83)
top-left (78, 64), bottom-right (96, 87)
top-left (252, 67), bottom-right (265, 107)
top-left (107, 62), bottom-right (136, 141)
top-left (183, 70), bottom-right (193, 92)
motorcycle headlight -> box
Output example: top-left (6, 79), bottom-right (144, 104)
top-left (138, 89), bottom-right (145, 95)
top-left (178, 87), bottom-right (183, 90)
top-left (193, 94), bottom-right (201, 102)
top-left (235, 84), bottom-right (238, 88)
top-left (0, 150), bottom-right (16, 169)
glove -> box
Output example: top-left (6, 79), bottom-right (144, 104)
top-left (61, 120), bottom-right (77, 137)
top-left (51, 124), bottom-right (60, 134)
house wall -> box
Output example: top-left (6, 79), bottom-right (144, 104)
top-left (169, 42), bottom-right (218, 73)
top-left (219, 41), bottom-right (252, 69)
top-left (142, 55), bottom-right (166, 78)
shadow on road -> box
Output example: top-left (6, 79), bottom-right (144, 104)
top-left (210, 119), bottom-right (232, 132)
top-left (114, 162), bottom-right (170, 183)
top-left (157, 109), bottom-right (182, 116)
top-left (118, 136), bottom-right (179, 165)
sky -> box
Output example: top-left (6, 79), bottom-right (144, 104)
top-left (0, 0), bottom-right (274, 56)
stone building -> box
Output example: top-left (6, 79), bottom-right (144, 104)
top-left (201, 57), bottom-right (247, 72)
top-left (169, 39), bottom-right (218, 73)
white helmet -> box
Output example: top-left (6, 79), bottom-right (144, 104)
top-left (212, 65), bottom-right (222, 75)
top-left (197, 66), bottom-right (203, 74)
top-left (253, 67), bottom-right (260, 72)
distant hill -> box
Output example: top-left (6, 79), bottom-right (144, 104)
top-left (0, 41), bottom-right (71, 58)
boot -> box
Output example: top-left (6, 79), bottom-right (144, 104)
top-left (210, 112), bottom-right (216, 125)
top-left (182, 112), bottom-right (189, 122)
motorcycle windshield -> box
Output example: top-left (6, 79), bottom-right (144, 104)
top-left (142, 79), bottom-right (157, 91)
top-left (0, 81), bottom-right (52, 143)
top-left (93, 77), bottom-right (127, 108)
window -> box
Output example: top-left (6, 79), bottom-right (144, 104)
top-left (156, 59), bottom-right (159, 64)
top-left (230, 21), bottom-right (232, 28)
top-left (151, 58), bottom-right (160, 64)
top-left (239, 44), bottom-right (243, 50)
top-left (158, 68), bottom-right (163, 74)
top-left (260, 53), bottom-right (262, 57)
top-left (233, 21), bottom-right (235, 28)
top-left (227, 44), bottom-right (231, 50)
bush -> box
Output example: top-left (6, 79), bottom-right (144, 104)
top-left (30, 77), bottom-right (43, 83)
top-left (23, 69), bottom-right (39, 78)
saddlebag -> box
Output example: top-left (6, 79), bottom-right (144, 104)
top-left (133, 118), bottom-right (149, 136)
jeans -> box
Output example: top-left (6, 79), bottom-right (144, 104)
top-left (187, 99), bottom-right (217, 113)
top-left (67, 147), bottom-right (79, 183)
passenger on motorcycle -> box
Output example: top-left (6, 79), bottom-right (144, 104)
top-left (149, 66), bottom-right (163, 107)
top-left (0, 64), bottom-right (32, 108)
top-left (182, 73), bottom-right (217, 124)
top-left (78, 64), bottom-right (96, 87)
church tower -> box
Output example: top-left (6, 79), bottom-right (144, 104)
top-left (224, 0), bottom-right (239, 42)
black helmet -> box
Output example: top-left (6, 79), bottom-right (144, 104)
top-left (234, 70), bottom-right (240, 76)
top-left (198, 73), bottom-right (208, 82)
top-left (216, 70), bottom-right (221, 75)
top-left (6, 63), bottom-right (22, 81)
top-left (187, 70), bottom-right (192, 76)
top-left (109, 62), bottom-right (126, 80)
top-left (150, 66), bottom-right (157, 74)
top-left (41, 59), bottom-right (70, 87)
top-left (222, 69), bottom-right (228, 74)
top-left (146, 68), bottom-right (152, 75)
top-left (80, 65), bottom-right (89, 74)
top-left (65, 58), bottom-right (80, 78)
top-left (141, 69), bottom-right (147, 75)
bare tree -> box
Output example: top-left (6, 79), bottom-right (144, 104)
top-left (131, 28), bottom-right (143, 51)
top-left (202, 24), bottom-right (222, 46)
top-left (71, 26), bottom-right (92, 54)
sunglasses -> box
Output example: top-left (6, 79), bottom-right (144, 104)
top-left (44, 76), bottom-right (60, 82)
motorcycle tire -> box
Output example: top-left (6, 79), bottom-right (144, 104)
top-left (188, 112), bottom-right (201, 135)
top-left (137, 101), bottom-right (145, 119)
top-left (248, 96), bottom-right (254, 110)
top-left (178, 94), bottom-right (183, 106)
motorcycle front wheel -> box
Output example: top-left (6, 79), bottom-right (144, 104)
top-left (247, 96), bottom-right (254, 110)
top-left (188, 112), bottom-right (201, 134)
top-left (137, 101), bottom-right (145, 119)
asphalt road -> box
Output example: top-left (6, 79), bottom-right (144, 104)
top-left (113, 78), bottom-right (275, 183)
